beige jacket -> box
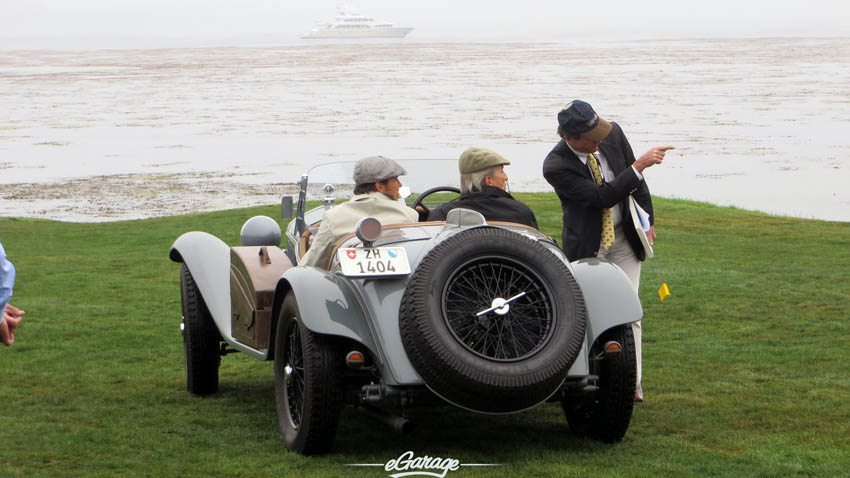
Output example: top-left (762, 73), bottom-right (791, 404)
top-left (299, 192), bottom-right (419, 269)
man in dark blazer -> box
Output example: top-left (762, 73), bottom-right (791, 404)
top-left (542, 99), bottom-right (673, 402)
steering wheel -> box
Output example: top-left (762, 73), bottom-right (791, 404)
top-left (411, 186), bottom-right (461, 211)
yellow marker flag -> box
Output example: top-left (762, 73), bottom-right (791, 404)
top-left (658, 283), bottom-right (671, 302)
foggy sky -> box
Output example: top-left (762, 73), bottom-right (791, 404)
top-left (1, 0), bottom-right (848, 49)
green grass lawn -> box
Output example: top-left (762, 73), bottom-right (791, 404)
top-left (1, 195), bottom-right (849, 477)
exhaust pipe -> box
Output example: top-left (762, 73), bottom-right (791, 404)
top-left (355, 405), bottom-right (414, 434)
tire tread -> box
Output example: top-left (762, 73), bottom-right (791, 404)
top-left (180, 264), bottom-right (221, 395)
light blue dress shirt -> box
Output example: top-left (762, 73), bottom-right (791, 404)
top-left (0, 240), bottom-right (16, 324)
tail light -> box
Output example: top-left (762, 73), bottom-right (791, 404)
top-left (346, 351), bottom-right (366, 369)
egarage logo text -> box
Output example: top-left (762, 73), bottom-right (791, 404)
top-left (348, 450), bottom-right (500, 478)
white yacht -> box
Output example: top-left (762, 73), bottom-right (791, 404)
top-left (301, 7), bottom-right (413, 39)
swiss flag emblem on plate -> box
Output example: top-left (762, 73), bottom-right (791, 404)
top-left (346, 250), bottom-right (357, 259)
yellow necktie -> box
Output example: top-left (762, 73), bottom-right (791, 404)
top-left (587, 153), bottom-right (615, 249)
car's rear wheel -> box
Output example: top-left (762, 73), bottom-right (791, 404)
top-left (180, 264), bottom-right (221, 395)
top-left (274, 292), bottom-right (342, 455)
top-left (562, 324), bottom-right (637, 443)
top-left (400, 227), bottom-right (586, 413)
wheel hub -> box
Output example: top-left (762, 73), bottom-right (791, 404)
top-left (490, 297), bottom-right (510, 315)
top-left (284, 364), bottom-right (293, 385)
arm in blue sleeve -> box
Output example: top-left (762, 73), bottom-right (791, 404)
top-left (0, 241), bottom-right (16, 318)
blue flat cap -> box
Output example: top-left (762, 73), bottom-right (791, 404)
top-left (557, 100), bottom-right (612, 141)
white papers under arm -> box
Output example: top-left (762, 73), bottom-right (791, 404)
top-left (627, 196), bottom-right (655, 259)
top-left (634, 201), bottom-right (651, 232)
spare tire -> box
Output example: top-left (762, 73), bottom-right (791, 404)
top-left (400, 227), bottom-right (586, 413)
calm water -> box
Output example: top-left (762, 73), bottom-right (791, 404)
top-left (1, 37), bottom-right (848, 221)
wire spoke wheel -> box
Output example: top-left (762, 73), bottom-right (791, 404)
top-left (443, 257), bottom-right (555, 362)
top-left (285, 321), bottom-right (305, 428)
top-left (274, 292), bottom-right (342, 454)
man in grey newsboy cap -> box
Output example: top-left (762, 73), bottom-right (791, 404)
top-left (542, 99), bottom-right (675, 403)
top-left (352, 155), bottom-right (408, 186)
top-left (427, 147), bottom-right (538, 229)
top-left (299, 156), bottom-right (419, 269)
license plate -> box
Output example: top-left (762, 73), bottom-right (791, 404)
top-left (337, 247), bottom-right (411, 277)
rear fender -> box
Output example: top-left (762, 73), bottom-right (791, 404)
top-left (570, 258), bottom-right (642, 347)
top-left (269, 266), bottom-right (379, 364)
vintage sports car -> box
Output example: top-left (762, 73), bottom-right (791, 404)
top-left (170, 159), bottom-right (642, 455)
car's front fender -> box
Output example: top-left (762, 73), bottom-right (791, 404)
top-left (170, 231), bottom-right (235, 346)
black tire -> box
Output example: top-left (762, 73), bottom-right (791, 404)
top-left (180, 264), bottom-right (221, 395)
top-left (400, 227), bottom-right (586, 413)
top-left (274, 292), bottom-right (343, 455)
top-left (562, 324), bottom-right (637, 443)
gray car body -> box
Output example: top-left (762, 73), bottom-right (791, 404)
top-left (170, 203), bottom-right (642, 391)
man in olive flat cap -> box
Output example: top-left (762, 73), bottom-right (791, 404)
top-left (542, 99), bottom-right (674, 402)
top-left (427, 147), bottom-right (538, 229)
top-left (299, 156), bottom-right (419, 270)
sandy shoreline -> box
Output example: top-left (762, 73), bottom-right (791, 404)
top-left (1, 171), bottom-right (298, 222)
top-left (2, 166), bottom-right (845, 223)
